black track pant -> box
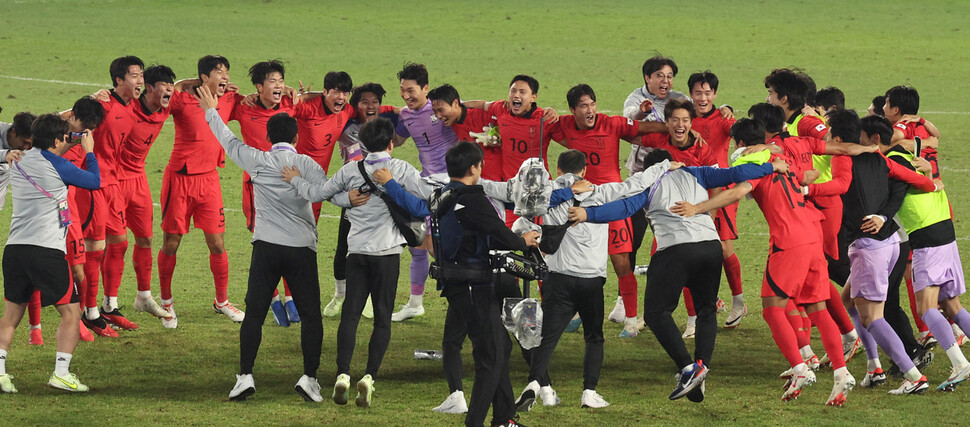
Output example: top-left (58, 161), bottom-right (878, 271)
top-left (336, 253), bottom-right (399, 378)
top-left (886, 241), bottom-right (921, 355)
top-left (628, 210), bottom-right (649, 268)
top-left (333, 208), bottom-right (351, 281)
top-left (644, 240), bottom-right (722, 369)
top-left (240, 241), bottom-right (322, 377)
top-left (529, 272), bottom-right (605, 390)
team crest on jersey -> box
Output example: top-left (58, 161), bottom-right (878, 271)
top-left (596, 137), bottom-right (606, 149)
top-left (430, 114), bottom-right (439, 124)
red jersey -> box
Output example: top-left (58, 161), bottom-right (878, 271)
top-left (691, 109), bottom-right (735, 167)
top-left (168, 88), bottom-right (236, 174)
top-left (117, 98), bottom-right (171, 179)
top-left (548, 114), bottom-right (638, 185)
top-left (292, 99), bottom-right (393, 167)
top-left (788, 114), bottom-right (828, 140)
top-left (488, 101), bottom-right (553, 181)
top-left (748, 153), bottom-right (824, 250)
top-left (230, 94), bottom-right (296, 151)
top-left (768, 134), bottom-right (826, 182)
top-left (452, 106), bottom-right (502, 181)
top-left (893, 121), bottom-right (939, 178)
top-left (91, 91), bottom-right (136, 185)
top-left (640, 133), bottom-right (719, 167)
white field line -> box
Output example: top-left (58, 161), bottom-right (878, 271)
top-left (0, 74), bottom-right (104, 87)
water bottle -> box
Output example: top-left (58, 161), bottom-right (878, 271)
top-left (414, 349), bottom-right (443, 361)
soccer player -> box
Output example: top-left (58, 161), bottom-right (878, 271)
top-left (809, 86), bottom-right (845, 118)
top-left (0, 115), bottom-right (101, 394)
top-left (283, 117), bottom-right (432, 408)
top-left (427, 84), bottom-right (502, 181)
top-left (158, 55), bottom-right (243, 327)
top-left (389, 63), bottom-right (458, 322)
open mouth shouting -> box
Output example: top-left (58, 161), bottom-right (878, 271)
top-left (272, 89), bottom-right (282, 103)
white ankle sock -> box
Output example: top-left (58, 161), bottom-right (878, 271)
top-left (103, 296), bottom-right (118, 312)
top-left (834, 366), bottom-right (849, 377)
top-left (867, 358), bottom-right (882, 371)
top-left (29, 323), bottom-right (41, 330)
top-left (161, 298), bottom-right (173, 307)
top-left (137, 290), bottom-right (152, 299)
top-left (283, 295), bottom-right (293, 303)
top-left (0, 349), bottom-right (7, 375)
top-left (54, 352), bottom-right (72, 376)
top-left (85, 307), bottom-right (99, 320)
top-left (271, 294), bottom-right (281, 303)
top-left (843, 329), bottom-right (859, 341)
top-left (334, 279), bottom-right (346, 298)
top-left (732, 294), bottom-right (744, 308)
top-left (799, 346), bottom-right (815, 360)
top-left (945, 343), bottom-right (969, 368)
top-left (686, 316), bottom-right (697, 327)
top-left (903, 367), bottom-right (922, 382)
top-left (409, 294), bottom-right (423, 307)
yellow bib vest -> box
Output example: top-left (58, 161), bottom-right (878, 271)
top-left (885, 150), bottom-right (950, 233)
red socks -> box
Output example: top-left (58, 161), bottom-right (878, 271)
top-left (907, 272), bottom-right (929, 332)
top-left (785, 300), bottom-right (810, 348)
top-left (825, 283), bottom-right (854, 335)
top-left (83, 250), bottom-right (103, 309)
top-left (132, 245), bottom-right (153, 292)
top-left (618, 273), bottom-right (638, 317)
top-left (764, 306), bottom-right (803, 367)
top-left (102, 241), bottom-right (128, 298)
top-left (28, 290), bottom-right (41, 326)
top-left (157, 251), bottom-right (176, 301)
top-left (808, 309), bottom-right (846, 369)
top-left (283, 280), bottom-right (292, 297)
top-left (723, 253), bottom-right (743, 296)
top-left (210, 253), bottom-right (229, 303)
top-left (683, 288), bottom-right (696, 317)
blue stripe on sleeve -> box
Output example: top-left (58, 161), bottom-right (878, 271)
top-left (683, 163), bottom-right (773, 189)
top-left (42, 150), bottom-right (100, 190)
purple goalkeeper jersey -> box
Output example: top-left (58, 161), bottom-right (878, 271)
top-left (395, 99), bottom-right (458, 176)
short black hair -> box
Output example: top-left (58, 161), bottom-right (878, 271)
top-left (428, 84), bottom-right (461, 106)
top-left (663, 98), bottom-right (695, 120)
top-left (642, 55), bottom-right (678, 77)
top-left (860, 115), bottom-right (894, 147)
top-left (197, 55), bottom-right (230, 79)
top-left (30, 113), bottom-right (69, 150)
top-left (815, 86), bottom-right (845, 111)
top-left (397, 62), bottom-right (429, 87)
top-left (730, 118), bottom-right (766, 147)
top-left (870, 96), bottom-right (886, 116)
top-left (143, 64), bottom-right (176, 86)
top-left (557, 149), bottom-right (586, 174)
top-left (10, 112), bottom-right (37, 140)
top-left (349, 82), bottom-right (387, 108)
top-left (764, 68), bottom-right (812, 111)
top-left (266, 113), bottom-right (297, 144)
top-left (566, 84), bottom-right (596, 109)
top-left (109, 56), bottom-right (144, 88)
top-left (324, 71), bottom-right (353, 92)
top-left (510, 74), bottom-right (539, 95)
top-left (644, 148), bottom-right (674, 169)
top-left (445, 141), bottom-right (484, 178)
top-left (747, 102), bottom-right (786, 134)
top-left (249, 60), bottom-right (285, 86)
top-left (359, 117), bottom-right (395, 153)
top-left (826, 109), bottom-right (861, 144)
top-left (885, 85), bottom-right (920, 115)
top-left (73, 97), bottom-right (105, 130)
top-left (687, 71), bottom-right (719, 93)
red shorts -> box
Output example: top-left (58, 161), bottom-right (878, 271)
top-left (242, 172), bottom-right (255, 232)
top-left (714, 201), bottom-right (739, 241)
top-left (607, 218), bottom-right (633, 254)
top-left (118, 175), bottom-right (154, 238)
top-left (812, 196), bottom-right (842, 260)
top-left (66, 221), bottom-right (85, 266)
top-left (761, 242), bottom-right (829, 304)
top-left (160, 169), bottom-right (226, 235)
top-left (75, 186), bottom-right (108, 240)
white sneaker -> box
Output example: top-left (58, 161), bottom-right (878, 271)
top-left (580, 389), bottom-right (609, 408)
top-left (888, 375), bottom-right (929, 395)
top-left (161, 303), bottom-right (178, 329)
top-left (48, 372), bottom-right (90, 393)
top-left (362, 296), bottom-right (374, 319)
top-left (607, 296), bottom-right (625, 323)
top-left (295, 375), bottom-right (323, 402)
top-left (826, 371), bottom-right (855, 407)
top-left (333, 374), bottom-right (351, 405)
top-left (323, 295), bottom-right (344, 318)
top-left (682, 324), bottom-right (696, 339)
top-left (539, 385), bottom-right (560, 406)
top-left (723, 304), bottom-right (747, 329)
top-left (356, 374), bottom-right (374, 408)
top-left (515, 380), bottom-right (540, 412)
top-left (229, 374), bottom-right (255, 401)
top-left (619, 317), bottom-right (639, 338)
top-left (860, 368), bottom-right (887, 388)
top-left (432, 390), bottom-right (468, 413)
top-left (391, 304), bottom-right (424, 322)
top-left (214, 300), bottom-right (245, 322)
top-left (0, 373), bottom-right (17, 393)
top-left (781, 364), bottom-right (815, 401)
top-left (134, 296), bottom-right (174, 319)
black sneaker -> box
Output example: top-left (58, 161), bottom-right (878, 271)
top-left (670, 361), bottom-right (708, 400)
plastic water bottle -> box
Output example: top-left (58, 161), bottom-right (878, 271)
top-left (634, 264), bottom-right (650, 275)
top-left (414, 349), bottom-right (443, 361)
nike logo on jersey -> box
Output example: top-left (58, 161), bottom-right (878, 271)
top-left (250, 117), bottom-right (260, 121)
top-left (115, 116), bottom-right (124, 120)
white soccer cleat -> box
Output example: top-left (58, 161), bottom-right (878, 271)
top-left (332, 374), bottom-right (351, 405)
top-left (539, 385), bottom-right (560, 406)
top-left (355, 374), bottom-right (374, 408)
top-left (134, 296), bottom-right (174, 319)
top-left (48, 372), bottom-right (90, 393)
top-left (826, 371), bottom-right (856, 407)
top-left (637, 317), bottom-right (646, 332)
top-left (323, 296), bottom-right (344, 318)
top-left (806, 355), bottom-right (821, 372)
top-left (295, 375), bottom-right (323, 402)
top-left (214, 300), bottom-right (245, 322)
top-left (161, 303), bottom-right (178, 329)
top-left (860, 368), bottom-right (887, 388)
top-left (607, 296), bottom-right (625, 323)
top-left (953, 323), bottom-right (968, 347)
top-left (918, 331), bottom-right (937, 349)
top-left (781, 364), bottom-right (816, 401)
top-left (580, 389), bottom-right (610, 408)
top-left (937, 363), bottom-right (970, 392)
top-left (229, 374), bottom-right (255, 401)
top-left (888, 375), bottom-right (929, 395)
top-left (682, 324), bottom-right (696, 339)
top-left (723, 304), bottom-right (747, 329)
top-left (715, 298), bottom-right (728, 314)
top-left (843, 336), bottom-right (863, 363)
top-left (391, 304), bottom-right (425, 322)
top-left (432, 390), bottom-right (468, 413)
top-left (515, 380), bottom-right (540, 412)
top-left (0, 374), bottom-right (17, 393)
top-left (619, 317), bottom-right (639, 338)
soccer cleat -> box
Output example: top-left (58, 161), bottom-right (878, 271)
top-left (715, 298), bottom-right (727, 314)
top-left (229, 374), bottom-right (255, 401)
top-left (843, 336), bottom-right (863, 364)
top-left (826, 371), bottom-right (856, 407)
top-left (914, 347), bottom-right (935, 371)
top-left (295, 375), bottom-right (323, 402)
top-left (214, 300), bottom-right (245, 322)
top-left (0, 374), bottom-right (17, 393)
top-left (323, 296), bottom-right (344, 318)
top-left (362, 297), bottom-right (374, 319)
top-left (391, 304), bottom-right (424, 322)
top-left (936, 363), bottom-right (970, 392)
top-left (134, 296), bottom-right (174, 319)
top-left (270, 299), bottom-right (290, 327)
top-left (82, 315), bottom-right (119, 338)
top-left (888, 375), bottom-right (929, 395)
top-left (781, 364), bottom-right (816, 401)
top-left (332, 374), bottom-right (350, 405)
top-left (432, 390), bottom-right (468, 413)
top-left (670, 361), bottom-right (709, 400)
top-left (355, 374), bottom-right (374, 408)
top-left (564, 314), bottom-right (582, 333)
top-left (686, 379), bottom-right (705, 403)
top-left (860, 368), bottom-right (887, 388)
top-left (806, 355), bottom-right (821, 371)
top-left (723, 304), bottom-right (747, 329)
top-left (29, 328), bottom-right (43, 345)
top-left (539, 385), bottom-right (560, 406)
top-left (580, 389), bottom-right (610, 408)
top-left (637, 318), bottom-right (646, 332)
top-left (619, 318), bottom-right (639, 338)
top-left (284, 299), bottom-right (301, 323)
top-left (101, 308), bottom-right (139, 330)
top-left (918, 331), bottom-right (937, 350)
top-left (79, 321), bottom-right (94, 342)
top-left (682, 324), bottom-right (696, 339)
top-left (953, 323), bottom-right (968, 347)
top-left (47, 372), bottom-right (89, 392)
top-left (607, 296), bottom-right (625, 323)
top-left (495, 416), bottom-right (527, 427)
top-left (515, 380), bottom-right (540, 412)
top-left (161, 303), bottom-right (178, 329)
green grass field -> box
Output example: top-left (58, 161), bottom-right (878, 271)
top-left (2, 0), bottom-right (970, 424)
